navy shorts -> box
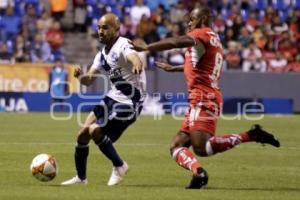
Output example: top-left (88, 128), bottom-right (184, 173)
top-left (93, 96), bottom-right (142, 142)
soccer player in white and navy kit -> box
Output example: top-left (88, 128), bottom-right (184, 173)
top-left (61, 13), bottom-right (146, 186)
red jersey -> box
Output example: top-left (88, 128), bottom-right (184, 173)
top-left (184, 27), bottom-right (223, 103)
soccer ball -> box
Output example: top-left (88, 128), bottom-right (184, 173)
top-left (30, 154), bottom-right (58, 182)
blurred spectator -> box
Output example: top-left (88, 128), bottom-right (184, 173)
top-left (213, 0), bottom-right (232, 14)
top-left (263, 6), bottom-right (276, 25)
top-left (170, 1), bottom-right (187, 24)
top-left (166, 23), bottom-right (182, 38)
top-left (146, 0), bottom-right (170, 12)
top-left (268, 52), bottom-right (288, 72)
top-left (226, 3), bottom-right (239, 27)
top-left (242, 40), bottom-right (266, 72)
top-left (120, 15), bottom-right (136, 40)
top-left (287, 54), bottom-right (300, 72)
top-left (22, 4), bottom-right (38, 42)
top-left (40, 0), bottom-right (51, 12)
top-left (237, 27), bottom-right (252, 48)
top-left (164, 48), bottom-right (185, 65)
top-left (277, 31), bottom-right (298, 62)
top-left (151, 4), bottom-right (165, 25)
top-left (262, 37), bottom-right (276, 62)
top-left (136, 14), bottom-right (159, 43)
top-left (181, 0), bottom-right (201, 11)
top-left (73, 0), bottom-right (87, 32)
top-left (252, 26), bottom-right (268, 49)
top-left (0, 0), bottom-right (14, 15)
top-left (13, 34), bottom-right (30, 62)
top-left (50, 0), bottom-right (68, 21)
top-left (213, 14), bottom-right (225, 36)
top-left (223, 27), bottom-right (235, 47)
top-left (246, 10), bottom-right (259, 32)
top-left (0, 42), bottom-right (14, 64)
top-left (130, 0), bottom-right (151, 27)
top-left (1, 6), bottom-right (21, 42)
top-left (49, 56), bottom-right (69, 111)
top-left (46, 21), bottom-right (64, 57)
top-left (287, 8), bottom-right (300, 41)
top-left (156, 18), bottom-right (171, 40)
top-left (271, 14), bottom-right (288, 35)
top-left (231, 15), bottom-right (245, 39)
top-left (30, 33), bottom-right (52, 63)
top-left (224, 41), bottom-right (242, 70)
top-left (37, 10), bottom-right (54, 37)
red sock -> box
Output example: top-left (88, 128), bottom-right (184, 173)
top-left (172, 147), bottom-right (201, 175)
top-left (220, 132), bottom-right (251, 142)
top-left (207, 132), bottom-right (251, 155)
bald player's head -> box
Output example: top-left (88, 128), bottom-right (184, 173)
top-left (99, 13), bottom-right (120, 31)
top-left (97, 13), bottom-right (120, 45)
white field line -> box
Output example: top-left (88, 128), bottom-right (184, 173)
top-left (0, 142), bottom-right (299, 150)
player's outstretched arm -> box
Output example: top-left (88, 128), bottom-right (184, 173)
top-left (74, 66), bottom-right (99, 86)
top-left (127, 53), bottom-right (143, 74)
top-left (155, 61), bottom-right (183, 72)
top-left (130, 35), bottom-right (195, 52)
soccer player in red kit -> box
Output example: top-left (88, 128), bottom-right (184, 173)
top-left (131, 7), bottom-right (280, 189)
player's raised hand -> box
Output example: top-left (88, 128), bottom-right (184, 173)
top-left (155, 62), bottom-right (174, 72)
top-left (132, 64), bottom-right (142, 74)
top-left (156, 62), bottom-right (184, 72)
top-left (129, 40), bottom-right (148, 52)
top-left (74, 66), bottom-right (83, 78)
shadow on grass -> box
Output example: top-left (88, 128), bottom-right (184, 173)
top-left (206, 186), bottom-right (300, 192)
top-left (43, 184), bottom-right (300, 192)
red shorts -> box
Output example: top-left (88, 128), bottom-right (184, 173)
top-left (180, 90), bottom-right (222, 135)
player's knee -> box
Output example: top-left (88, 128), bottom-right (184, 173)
top-left (170, 140), bottom-right (187, 157)
top-left (170, 141), bottom-right (180, 156)
top-left (169, 145), bottom-right (175, 157)
top-left (77, 127), bottom-right (91, 144)
top-left (89, 124), bottom-right (99, 136)
top-left (89, 125), bottom-right (104, 143)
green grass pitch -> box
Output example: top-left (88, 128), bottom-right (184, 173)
top-left (0, 113), bottom-right (299, 200)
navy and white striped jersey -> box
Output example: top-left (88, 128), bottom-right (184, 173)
top-left (90, 37), bottom-right (146, 105)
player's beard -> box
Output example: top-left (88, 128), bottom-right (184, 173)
top-left (99, 35), bottom-right (105, 43)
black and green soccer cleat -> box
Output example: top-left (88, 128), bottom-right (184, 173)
top-left (248, 124), bottom-right (280, 147)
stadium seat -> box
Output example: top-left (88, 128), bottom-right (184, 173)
top-left (254, 0), bottom-right (268, 10)
top-left (110, 6), bottom-right (123, 20)
top-left (86, 0), bottom-right (97, 6)
top-left (98, 0), bottom-right (117, 6)
top-left (294, 0), bottom-right (300, 8)
top-left (241, 9), bottom-right (249, 21)
top-left (119, 0), bottom-right (135, 7)
top-left (258, 10), bottom-right (265, 21)
top-left (25, 0), bottom-right (39, 4)
top-left (279, 10), bottom-right (289, 21)
top-left (272, 0), bottom-right (290, 11)
top-left (14, 0), bottom-right (25, 17)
